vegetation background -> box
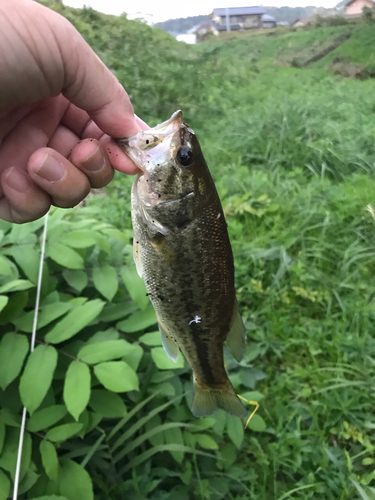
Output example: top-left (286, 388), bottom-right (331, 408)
top-left (0, 3), bottom-right (375, 500)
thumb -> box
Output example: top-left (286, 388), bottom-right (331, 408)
top-left (55, 11), bottom-right (141, 138)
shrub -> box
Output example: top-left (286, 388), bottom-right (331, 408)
top-left (0, 207), bottom-right (265, 499)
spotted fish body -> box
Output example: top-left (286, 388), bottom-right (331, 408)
top-left (117, 111), bottom-right (247, 418)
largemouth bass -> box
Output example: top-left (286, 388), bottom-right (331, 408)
top-left (117, 111), bottom-right (247, 418)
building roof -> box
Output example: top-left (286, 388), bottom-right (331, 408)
top-left (261, 14), bottom-right (275, 21)
top-left (213, 6), bottom-right (266, 16)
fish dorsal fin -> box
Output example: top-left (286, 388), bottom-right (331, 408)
top-left (133, 238), bottom-right (143, 278)
top-left (158, 320), bottom-right (179, 362)
top-left (225, 302), bottom-right (246, 363)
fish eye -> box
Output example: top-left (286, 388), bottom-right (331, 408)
top-left (176, 146), bottom-right (193, 168)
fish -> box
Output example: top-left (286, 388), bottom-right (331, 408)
top-left (116, 110), bottom-right (247, 418)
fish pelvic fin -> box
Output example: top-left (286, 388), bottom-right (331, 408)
top-left (191, 378), bottom-right (247, 418)
top-left (158, 319), bottom-right (179, 362)
top-left (133, 238), bottom-right (143, 278)
top-left (225, 301), bottom-right (246, 363)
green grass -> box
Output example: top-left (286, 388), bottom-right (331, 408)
top-left (42, 4), bottom-right (375, 498)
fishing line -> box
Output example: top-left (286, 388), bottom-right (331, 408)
top-left (12, 211), bottom-right (49, 500)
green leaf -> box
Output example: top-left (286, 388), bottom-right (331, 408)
top-left (217, 442), bottom-right (237, 469)
top-left (30, 497), bottom-right (69, 500)
top-left (63, 231), bottom-right (98, 248)
top-left (64, 361), bottom-right (91, 421)
top-left (46, 423), bottom-right (84, 442)
top-left (117, 307), bottom-right (157, 333)
top-left (240, 390), bottom-right (265, 403)
top-left (0, 291), bottom-right (28, 325)
top-left (92, 262), bottom-right (118, 301)
top-left (0, 422), bottom-right (5, 454)
top-left (89, 390), bottom-right (127, 418)
top-left (164, 426), bottom-right (185, 463)
top-left (27, 405), bottom-right (68, 432)
top-left (78, 340), bottom-right (134, 364)
top-left (121, 266), bottom-right (149, 309)
top-left (0, 279), bottom-right (34, 293)
top-left (0, 255), bottom-right (13, 276)
top-left (19, 345), bottom-right (58, 414)
top-left (58, 459), bottom-right (93, 500)
top-left (188, 418), bottom-right (216, 433)
top-left (94, 361), bottom-right (139, 392)
top-left (195, 434), bottom-right (219, 450)
top-left (151, 347), bottom-right (184, 370)
top-left (0, 427), bottom-right (31, 480)
top-left (62, 270), bottom-right (88, 292)
top-left (0, 469), bottom-right (10, 500)
top-left (362, 457), bottom-right (374, 466)
top-left (145, 415), bottom-right (164, 447)
top-left (121, 343), bottom-right (143, 371)
top-left (46, 242), bottom-right (84, 269)
top-left (11, 244), bottom-right (40, 283)
top-left (139, 331), bottom-right (162, 346)
top-left (247, 414), bottom-right (266, 432)
top-left (95, 235), bottom-right (111, 254)
top-left (45, 299), bottom-right (105, 344)
top-left (40, 440), bottom-right (59, 480)
top-left (0, 333), bottom-right (29, 390)
top-left (0, 295), bottom-right (8, 313)
top-left (226, 417), bottom-right (244, 449)
top-left (14, 302), bottom-right (72, 333)
top-left (0, 408), bottom-right (21, 427)
top-left (18, 470), bottom-right (39, 495)
top-left (99, 301), bottom-right (138, 322)
top-left (87, 328), bottom-right (119, 344)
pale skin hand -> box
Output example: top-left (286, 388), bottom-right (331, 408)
top-left (0, 0), bottom-right (147, 223)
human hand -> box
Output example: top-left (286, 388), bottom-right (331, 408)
top-left (0, 0), bottom-right (146, 223)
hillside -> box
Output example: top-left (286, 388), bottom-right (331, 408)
top-left (7, 5), bottom-right (375, 500)
top-left (154, 6), bottom-right (342, 33)
top-left (155, 14), bottom-right (208, 34)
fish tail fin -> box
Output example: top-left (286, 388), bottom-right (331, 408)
top-left (191, 378), bottom-right (247, 418)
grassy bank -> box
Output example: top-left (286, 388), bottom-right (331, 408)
top-left (8, 4), bottom-right (375, 499)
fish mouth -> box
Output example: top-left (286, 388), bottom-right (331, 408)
top-left (116, 110), bottom-right (183, 169)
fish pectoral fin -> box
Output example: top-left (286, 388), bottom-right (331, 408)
top-left (225, 302), bottom-right (247, 363)
top-left (158, 321), bottom-right (179, 362)
top-left (191, 378), bottom-right (247, 418)
top-left (141, 204), bottom-right (170, 235)
top-left (133, 239), bottom-right (143, 278)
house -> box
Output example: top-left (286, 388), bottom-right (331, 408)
top-left (291, 17), bottom-right (311, 27)
top-left (345, 0), bottom-right (375, 15)
top-left (211, 6), bottom-right (267, 30)
top-left (262, 14), bottom-right (277, 28)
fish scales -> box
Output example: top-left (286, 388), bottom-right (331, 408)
top-left (117, 110), bottom-right (247, 418)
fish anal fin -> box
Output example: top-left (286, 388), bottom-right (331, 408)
top-left (225, 302), bottom-right (246, 363)
top-left (191, 378), bottom-right (247, 418)
top-left (133, 239), bottom-right (143, 278)
top-left (158, 320), bottom-right (179, 363)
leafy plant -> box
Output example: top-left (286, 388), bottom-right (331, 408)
top-left (0, 207), bottom-right (264, 499)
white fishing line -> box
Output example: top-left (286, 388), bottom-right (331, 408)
top-left (13, 211), bottom-right (49, 500)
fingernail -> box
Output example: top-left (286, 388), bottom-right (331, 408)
top-left (35, 154), bottom-right (65, 182)
top-left (4, 167), bottom-right (32, 192)
top-left (81, 145), bottom-right (105, 172)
